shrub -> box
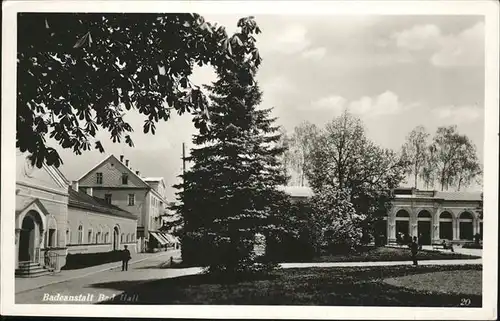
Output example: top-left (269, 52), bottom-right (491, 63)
top-left (462, 242), bottom-right (483, 249)
top-left (310, 186), bottom-right (366, 254)
top-left (62, 250), bottom-right (123, 270)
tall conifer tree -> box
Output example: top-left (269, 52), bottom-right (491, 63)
top-left (174, 18), bottom-right (288, 275)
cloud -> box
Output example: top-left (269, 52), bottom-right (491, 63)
top-left (310, 95), bottom-right (347, 111)
top-left (431, 105), bottom-right (483, 124)
top-left (258, 24), bottom-right (311, 55)
top-left (301, 47), bottom-right (327, 60)
top-left (393, 24), bottom-right (441, 51)
top-left (311, 91), bottom-right (416, 117)
top-left (431, 22), bottom-right (484, 68)
top-left (391, 22), bottom-right (484, 67)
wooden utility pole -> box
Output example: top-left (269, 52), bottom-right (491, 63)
top-left (182, 142), bottom-right (186, 178)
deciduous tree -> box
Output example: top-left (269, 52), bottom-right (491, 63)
top-left (401, 125), bottom-right (430, 189)
top-left (429, 126), bottom-right (481, 191)
top-left (305, 110), bottom-right (407, 242)
top-left (283, 121), bottom-right (318, 186)
top-left (17, 13), bottom-right (261, 168)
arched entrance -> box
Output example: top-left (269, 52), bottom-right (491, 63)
top-left (18, 211), bottom-right (42, 262)
top-left (417, 210), bottom-right (432, 245)
top-left (395, 210), bottom-right (410, 244)
top-left (459, 212), bottom-right (474, 240)
top-left (113, 226), bottom-right (120, 250)
top-left (439, 212), bottom-right (453, 240)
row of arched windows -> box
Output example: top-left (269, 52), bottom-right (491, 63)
top-left (66, 225), bottom-right (135, 245)
top-left (120, 233), bottom-right (136, 243)
top-left (395, 210), bottom-right (476, 220)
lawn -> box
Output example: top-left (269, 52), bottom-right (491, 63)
top-left (311, 246), bottom-right (480, 263)
top-left (97, 264), bottom-right (482, 306)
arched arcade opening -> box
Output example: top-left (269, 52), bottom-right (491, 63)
top-left (439, 212), bottom-right (453, 240)
top-left (417, 210), bottom-right (432, 245)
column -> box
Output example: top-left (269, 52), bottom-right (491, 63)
top-left (431, 208), bottom-right (439, 243)
top-left (410, 210), bottom-right (418, 238)
top-left (453, 218), bottom-right (459, 241)
top-left (15, 228), bottom-right (21, 269)
top-left (472, 218), bottom-right (478, 236)
top-left (39, 229), bottom-right (45, 263)
top-left (387, 209), bottom-right (396, 244)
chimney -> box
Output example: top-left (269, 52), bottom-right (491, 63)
top-left (136, 170), bottom-right (140, 176)
top-left (120, 155), bottom-right (124, 162)
top-left (126, 159), bottom-right (129, 167)
top-left (71, 180), bottom-right (79, 192)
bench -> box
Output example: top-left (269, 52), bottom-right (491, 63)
top-left (432, 243), bottom-right (454, 252)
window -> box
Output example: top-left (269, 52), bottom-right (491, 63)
top-left (78, 225), bottom-right (83, 244)
top-left (88, 229), bottom-right (93, 244)
top-left (122, 174), bottom-right (128, 185)
top-left (128, 194), bottom-right (135, 206)
top-left (131, 233), bottom-right (135, 242)
top-left (104, 232), bottom-right (109, 243)
top-left (105, 194), bottom-right (112, 204)
top-left (121, 233), bottom-right (124, 243)
top-left (126, 234), bottom-right (130, 242)
top-left (96, 232), bottom-right (101, 244)
top-left (48, 229), bottom-right (56, 247)
top-left (80, 187), bottom-right (87, 194)
top-left (96, 172), bottom-right (103, 184)
top-left (66, 229), bottom-right (71, 245)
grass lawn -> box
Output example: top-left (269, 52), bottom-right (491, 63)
top-left (311, 246), bottom-right (480, 263)
top-left (97, 264), bottom-right (482, 306)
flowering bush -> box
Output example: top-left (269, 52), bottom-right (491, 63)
top-left (310, 186), bottom-right (366, 253)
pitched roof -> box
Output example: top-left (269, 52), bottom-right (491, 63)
top-left (68, 187), bottom-right (137, 220)
top-left (76, 154), bottom-right (167, 201)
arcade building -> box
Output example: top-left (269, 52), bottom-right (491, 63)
top-left (384, 188), bottom-right (483, 245)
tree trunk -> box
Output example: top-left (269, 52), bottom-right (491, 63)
top-left (414, 172), bottom-right (418, 189)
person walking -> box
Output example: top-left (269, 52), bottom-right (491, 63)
top-left (122, 245), bottom-right (131, 271)
top-left (410, 236), bottom-right (419, 266)
top-left (418, 233), bottom-right (423, 250)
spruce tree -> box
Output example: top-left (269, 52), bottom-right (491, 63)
top-left (174, 18), bottom-right (288, 276)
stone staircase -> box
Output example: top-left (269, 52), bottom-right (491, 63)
top-left (15, 261), bottom-right (51, 278)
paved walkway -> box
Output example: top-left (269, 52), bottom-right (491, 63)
top-left (15, 249), bottom-right (481, 304)
top-left (280, 258), bottom-right (482, 269)
top-left (15, 250), bottom-right (180, 294)
top-left (387, 244), bottom-right (483, 257)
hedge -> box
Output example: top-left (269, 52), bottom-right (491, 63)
top-left (62, 250), bottom-right (124, 270)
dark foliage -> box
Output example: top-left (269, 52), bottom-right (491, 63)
top-left (172, 17), bottom-right (288, 275)
top-left (17, 13), bottom-right (261, 167)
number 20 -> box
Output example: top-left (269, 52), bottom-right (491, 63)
top-left (460, 298), bottom-right (471, 306)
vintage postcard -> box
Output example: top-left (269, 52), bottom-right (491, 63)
top-left (1, 0), bottom-right (498, 319)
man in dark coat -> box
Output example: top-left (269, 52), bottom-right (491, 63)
top-left (122, 245), bottom-right (131, 271)
top-left (410, 236), bottom-right (419, 266)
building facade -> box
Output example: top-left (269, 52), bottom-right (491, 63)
top-left (15, 151), bottom-right (69, 274)
top-left (281, 186), bottom-right (482, 245)
top-left (385, 188), bottom-right (482, 245)
top-left (76, 154), bottom-right (172, 252)
top-left (67, 187), bottom-right (137, 254)
top-left (15, 151), bottom-right (138, 277)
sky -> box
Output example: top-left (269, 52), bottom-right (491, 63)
top-left (53, 14), bottom-right (485, 200)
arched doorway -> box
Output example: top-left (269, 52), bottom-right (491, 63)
top-left (395, 210), bottom-right (410, 244)
top-left (459, 212), bottom-right (474, 240)
top-left (18, 211), bottom-right (42, 262)
top-left (113, 226), bottom-right (120, 250)
top-left (439, 212), bottom-right (453, 240)
top-left (417, 210), bottom-right (432, 245)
